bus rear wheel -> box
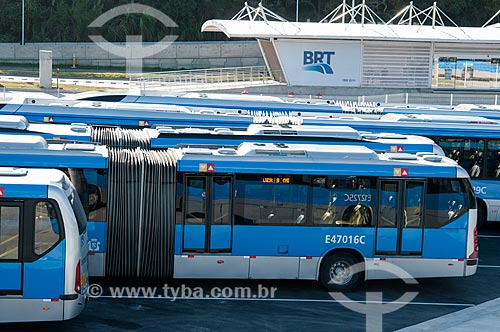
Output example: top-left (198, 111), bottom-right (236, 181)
top-left (320, 252), bottom-right (361, 292)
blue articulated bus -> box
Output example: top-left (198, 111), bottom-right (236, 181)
top-left (0, 168), bottom-right (88, 323)
top-left (62, 93), bottom-right (345, 115)
top-left (90, 93), bottom-right (500, 121)
top-left (146, 124), bottom-right (444, 155)
top-left (0, 101), bottom-right (254, 128)
top-left (172, 142), bottom-right (478, 290)
top-left (90, 124), bottom-right (444, 155)
top-left (0, 130), bottom-right (441, 278)
top-left (0, 134), bottom-right (478, 290)
top-left (381, 104), bottom-right (500, 122)
top-left (61, 91), bottom-right (500, 122)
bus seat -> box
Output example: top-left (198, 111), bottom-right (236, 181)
top-left (470, 164), bottom-right (480, 178)
top-left (349, 204), bottom-right (371, 226)
top-left (336, 204), bottom-right (371, 226)
top-left (295, 214), bottom-right (305, 224)
top-left (321, 206), bottom-right (337, 224)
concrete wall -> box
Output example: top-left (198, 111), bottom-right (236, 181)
top-left (0, 41), bottom-right (264, 70)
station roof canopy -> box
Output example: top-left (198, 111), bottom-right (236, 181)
top-left (202, 2), bottom-right (500, 43)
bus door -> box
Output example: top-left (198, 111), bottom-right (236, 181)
top-left (0, 203), bottom-right (23, 295)
top-left (376, 180), bottom-right (425, 255)
top-left (182, 175), bottom-right (233, 253)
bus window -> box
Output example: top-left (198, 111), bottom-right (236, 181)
top-left (425, 178), bottom-right (468, 228)
top-left (0, 206), bottom-right (20, 260)
top-left (185, 177), bottom-right (206, 225)
top-left (405, 182), bottom-right (424, 228)
top-left (88, 184), bottom-right (106, 222)
top-left (212, 176), bottom-right (232, 225)
top-left (68, 188), bottom-right (87, 234)
top-left (65, 169), bottom-right (107, 224)
top-left (311, 176), bottom-right (335, 224)
top-left (68, 169), bottom-right (89, 215)
top-left (176, 175), bottom-right (184, 225)
top-left (438, 139), bottom-right (484, 178)
top-left (235, 174), bottom-right (307, 225)
top-left (34, 201), bottom-right (62, 256)
top-left (487, 140), bottom-right (500, 178)
top-left (379, 181), bottom-right (399, 227)
top-left (312, 176), bottom-right (376, 226)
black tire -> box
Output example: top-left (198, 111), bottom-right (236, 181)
top-left (477, 201), bottom-right (486, 230)
top-left (320, 252), bottom-right (361, 292)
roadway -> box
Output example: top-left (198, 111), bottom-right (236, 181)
top-left (4, 223), bottom-right (500, 332)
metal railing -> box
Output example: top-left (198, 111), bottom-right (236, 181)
top-left (325, 92), bottom-right (500, 107)
top-left (129, 66), bottom-right (273, 89)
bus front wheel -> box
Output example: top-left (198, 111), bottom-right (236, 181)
top-left (320, 252), bottom-right (361, 292)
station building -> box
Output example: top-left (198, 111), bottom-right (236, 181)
top-left (202, 2), bottom-right (500, 90)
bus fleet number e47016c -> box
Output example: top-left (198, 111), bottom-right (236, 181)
top-left (325, 235), bottom-right (367, 245)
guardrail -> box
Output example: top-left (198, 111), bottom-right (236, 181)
top-left (310, 92), bottom-right (500, 106)
top-left (129, 66), bottom-right (273, 89)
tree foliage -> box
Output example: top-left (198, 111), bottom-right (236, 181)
top-left (0, 0), bottom-right (499, 43)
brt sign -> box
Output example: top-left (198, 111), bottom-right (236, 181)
top-left (273, 40), bottom-right (360, 86)
top-left (303, 51), bottom-right (335, 75)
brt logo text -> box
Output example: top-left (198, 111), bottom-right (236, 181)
top-left (303, 51), bottom-right (335, 75)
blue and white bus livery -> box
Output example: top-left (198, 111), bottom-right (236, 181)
top-left (171, 143), bottom-right (478, 291)
top-left (0, 135), bottom-right (477, 290)
top-left (0, 168), bottom-right (88, 323)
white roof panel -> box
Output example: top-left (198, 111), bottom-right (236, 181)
top-left (202, 20), bottom-right (500, 43)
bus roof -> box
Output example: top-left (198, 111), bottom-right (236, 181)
top-left (295, 116), bottom-right (500, 139)
top-left (149, 124), bottom-right (438, 151)
top-left (0, 102), bottom-right (252, 128)
top-left (177, 143), bottom-right (461, 178)
top-left (380, 113), bottom-right (497, 124)
top-left (154, 124), bottom-right (364, 140)
top-left (0, 114), bottom-right (91, 141)
top-left (0, 168), bottom-right (74, 199)
top-left (0, 115), bottom-right (29, 130)
top-left (0, 167), bottom-right (64, 184)
top-left (0, 135), bottom-right (108, 168)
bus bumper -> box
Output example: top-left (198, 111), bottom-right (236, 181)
top-left (465, 259), bottom-right (478, 276)
top-left (62, 293), bottom-right (87, 320)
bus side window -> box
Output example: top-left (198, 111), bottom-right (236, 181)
top-left (34, 202), bottom-right (62, 256)
top-left (425, 178), bottom-right (468, 228)
top-left (379, 181), bottom-right (398, 227)
top-left (87, 184), bottom-right (107, 222)
top-left (487, 140), bottom-right (500, 178)
top-left (439, 139), bottom-right (484, 178)
top-left (0, 206), bottom-right (20, 260)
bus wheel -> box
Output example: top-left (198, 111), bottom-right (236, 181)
top-left (477, 202), bottom-right (487, 230)
top-left (320, 252), bottom-right (361, 292)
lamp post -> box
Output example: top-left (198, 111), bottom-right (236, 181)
top-left (21, 0), bottom-right (25, 45)
top-left (296, 0), bottom-right (299, 22)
